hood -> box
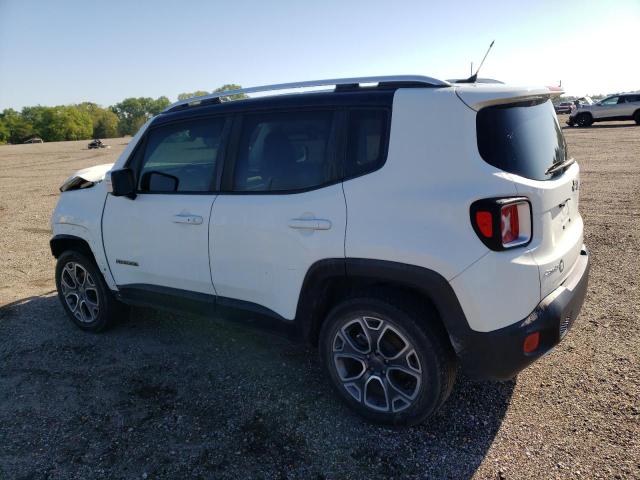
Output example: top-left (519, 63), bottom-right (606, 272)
top-left (60, 163), bottom-right (114, 192)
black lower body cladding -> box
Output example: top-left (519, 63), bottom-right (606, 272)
top-left (456, 247), bottom-right (590, 380)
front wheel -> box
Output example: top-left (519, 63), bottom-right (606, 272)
top-left (633, 110), bottom-right (640, 125)
top-left (575, 113), bottom-right (593, 127)
top-left (319, 296), bottom-right (456, 426)
top-left (55, 251), bottom-right (125, 332)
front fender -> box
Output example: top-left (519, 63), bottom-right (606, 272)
top-left (50, 226), bottom-right (117, 291)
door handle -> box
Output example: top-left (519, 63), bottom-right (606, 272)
top-left (172, 214), bottom-right (203, 225)
top-left (288, 218), bottom-right (332, 230)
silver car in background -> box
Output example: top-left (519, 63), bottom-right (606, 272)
top-left (568, 92), bottom-right (640, 127)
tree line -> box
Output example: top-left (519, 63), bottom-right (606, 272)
top-left (0, 84), bottom-right (245, 145)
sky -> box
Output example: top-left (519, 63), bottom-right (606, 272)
top-left (1, 0), bottom-right (639, 110)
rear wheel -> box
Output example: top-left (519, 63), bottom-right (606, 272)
top-left (319, 296), bottom-right (456, 426)
top-left (55, 250), bottom-right (125, 332)
top-left (575, 113), bottom-right (593, 127)
top-left (633, 110), bottom-right (640, 125)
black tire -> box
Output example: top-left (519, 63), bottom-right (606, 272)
top-left (319, 295), bottom-right (456, 426)
top-left (633, 110), bottom-right (640, 125)
top-left (575, 113), bottom-right (593, 127)
top-left (55, 250), bottom-right (126, 332)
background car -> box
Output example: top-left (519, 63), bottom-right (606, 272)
top-left (568, 92), bottom-right (640, 126)
top-left (554, 102), bottom-right (574, 114)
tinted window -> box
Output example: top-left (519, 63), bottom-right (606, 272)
top-left (623, 95), bottom-right (640, 103)
top-left (477, 99), bottom-right (567, 181)
top-left (233, 111), bottom-right (334, 192)
top-left (601, 96), bottom-right (618, 105)
top-left (138, 118), bottom-right (225, 192)
top-left (345, 109), bottom-right (389, 177)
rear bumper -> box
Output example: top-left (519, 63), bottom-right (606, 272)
top-left (458, 245), bottom-right (590, 380)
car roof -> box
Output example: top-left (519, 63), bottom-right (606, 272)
top-left (153, 89), bottom-right (397, 127)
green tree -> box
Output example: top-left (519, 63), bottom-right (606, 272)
top-left (76, 102), bottom-right (119, 138)
top-left (150, 96), bottom-right (170, 115)
top-left (111, 96), bottom-right (171, 136)
top-left (177, 90), bottom-right (209, 101)
top-left (39, 106), bottom-right (93, 141)
top-left (92, 109), bottom-right (119, 138)
top-left (1, 109), bottom-right (34, 143)
top-left (0, 117), bottom-right (9, 144)
top-left (21, 106), bottom-right (48, 137)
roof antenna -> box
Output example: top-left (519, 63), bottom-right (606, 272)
top-left (459, 40), bottom-right (495, 83)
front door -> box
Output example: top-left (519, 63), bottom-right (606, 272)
top-left (594, 96), bottom-right (620, 119)
top-left (102, 116), bottom-right (229, 296)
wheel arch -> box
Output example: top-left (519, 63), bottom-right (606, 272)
top-left (296, 258), bottom-right (470, 354)
top-left (50, 234), bottom-right (95, 260)
top-left (50, 233), bottom-right (118, 291)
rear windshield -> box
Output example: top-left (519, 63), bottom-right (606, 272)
top-left (476, 99), bottom-right (567, 181)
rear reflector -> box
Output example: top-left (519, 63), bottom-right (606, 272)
top-left (501, 204), bottom-right (520, 244)
top-left (523, 332), bottom-right (540, 353)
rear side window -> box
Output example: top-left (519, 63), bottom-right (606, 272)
top-left (345, 109), bottom-right (389, 178)
top-left (138, 118), bottom-right (226, 193)
top-left (233, 110), bottom-right (334, 192)
top-left (476, 100), bottom-right (567, 181)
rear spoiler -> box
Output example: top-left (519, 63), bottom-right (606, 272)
top-left (455, 85), bottom-right (565, 111)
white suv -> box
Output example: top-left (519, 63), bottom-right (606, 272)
top-left (51, 76), bottom-right (590, 425)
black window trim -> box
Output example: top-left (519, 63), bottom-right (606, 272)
top-left (124, 102), bottom-right (393, 196)
top-left (124, 114), bottom-right (233, 195)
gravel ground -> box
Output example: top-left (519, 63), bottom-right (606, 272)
top-left (0, 119), bottom-right (638, 479)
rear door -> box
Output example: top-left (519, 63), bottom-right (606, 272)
top-left (475, 98), bottom-right (583, 298)
top-left (618, 95), bottom-right (639, 117)
top-left (102, 116), bottom-right (229, 295)
top-left (209, 109), bottom-right (346, 320)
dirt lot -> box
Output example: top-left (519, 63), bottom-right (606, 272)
top-left (0, 119), bottom-right (638, 479)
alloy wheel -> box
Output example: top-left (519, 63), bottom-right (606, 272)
top-left (332, 316), bottom-right (422, 413)
top-left (60, 262), bottom-right (100, 323)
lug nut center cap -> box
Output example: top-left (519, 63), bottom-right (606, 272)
top-left (368, 354), bottom-right (385, 372)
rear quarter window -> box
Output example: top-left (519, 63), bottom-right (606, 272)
top-left (476, 99), bottom-right (567, 181)
top-left (345, 109), bottom-right (390, 178)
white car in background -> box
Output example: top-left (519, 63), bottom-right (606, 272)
top-left (568, 92), bottom-right (640, 126)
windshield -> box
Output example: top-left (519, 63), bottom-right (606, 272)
top-left (476, 99), bottom-right (567, 181)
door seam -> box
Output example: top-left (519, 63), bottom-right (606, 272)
top-left (207, 195), bottom-right (219, 296)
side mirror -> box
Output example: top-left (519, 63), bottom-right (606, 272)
top-left (110, 168), bottom-right (136, 199)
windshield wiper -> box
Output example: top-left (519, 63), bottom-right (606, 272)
top-left (545, 157), bottom-right (575, 176)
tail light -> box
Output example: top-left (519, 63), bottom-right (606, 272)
top-left (470, 197), bottom-right (532, 250)
top-left (523, 332), bottom-right (540, 353)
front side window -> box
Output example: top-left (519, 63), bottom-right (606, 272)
top-left (600, 96), bottom-right (619, 105)
top-left (138, 118), bottom-right (226, 193)
top-left (233, 111), bottom-right (335, 192)
top-left (345, 109), bottom-right (389, 178)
